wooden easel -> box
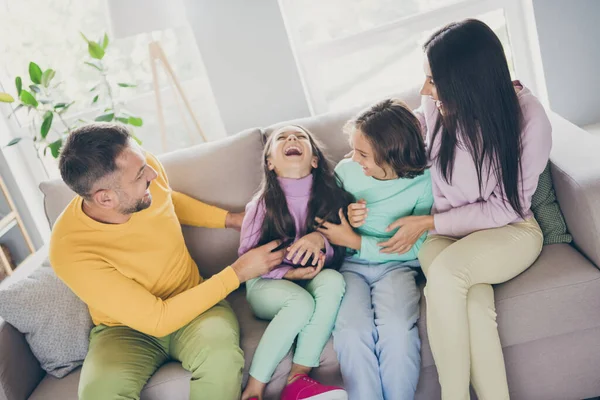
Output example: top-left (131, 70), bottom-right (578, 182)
top-left (148, 40), bottom-right (208, 152)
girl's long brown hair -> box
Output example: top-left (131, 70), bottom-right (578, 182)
top-left (253, 125), bottom-right (354, 269)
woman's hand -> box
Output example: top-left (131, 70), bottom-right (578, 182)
top-left (316, 209), bottom-right (361, 250)
top-left (347, 199), bottom-right (368, 228)
top-left (283, 254), bottom-right (325, 280)
top-left (378, 215), bottom-right (434, 254)
top-left (286, 232), bottom-right (325, 266)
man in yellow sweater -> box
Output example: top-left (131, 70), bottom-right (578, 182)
top-left (49, 123), bottom-right (285, 400)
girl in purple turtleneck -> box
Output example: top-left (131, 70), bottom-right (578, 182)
top-left (239, 125), bottom-right (353, 400)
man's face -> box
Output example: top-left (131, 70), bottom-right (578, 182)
top-left (112, 142), bottom-right (158, 215)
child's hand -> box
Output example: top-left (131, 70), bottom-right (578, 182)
top-left (283, 254), bottom-right (325, 280)
top-left (286, 232), bottom-right (325, 266)
top-left (316, 209), bottom-right (361, 250)
top-left (348, 199), bottom-right (368, 228)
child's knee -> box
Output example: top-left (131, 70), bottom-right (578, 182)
top-left (314, 269), bottom-right (346, 296)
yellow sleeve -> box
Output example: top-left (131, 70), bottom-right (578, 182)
top-left (51, 250), bottom-right (240, 337)
top-left (171, 191), bottom-right (228, 228)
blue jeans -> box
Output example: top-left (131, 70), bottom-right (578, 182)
top-left (333, 259), bottom-right (421, 400)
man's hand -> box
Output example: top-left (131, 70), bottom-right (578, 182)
top-left (231, 240), bottom-right (285, 283)
top-left (286, 232), bottom-right (325, 266)
top-left (347, 199), bottom-right (367, 228)
top-left (316, 209), bottom-right (361, 250)
top-left (225, 211), bottom-right (245, 231)
top-left (283, 254), bottom-right (325, 281)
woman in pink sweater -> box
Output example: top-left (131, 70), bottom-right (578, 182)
top-left (378, 19), bottom-right (552, 399)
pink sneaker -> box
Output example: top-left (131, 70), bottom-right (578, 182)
top-left (280, 374), bottom-right (347, 400)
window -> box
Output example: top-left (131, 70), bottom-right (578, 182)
top-left (279, 0), bottom-right (546, 114)
top-left (0, 0), bottom-right (225, 178)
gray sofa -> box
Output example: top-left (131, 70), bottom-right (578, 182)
top-left (2, 90), bottom-right (600, 400)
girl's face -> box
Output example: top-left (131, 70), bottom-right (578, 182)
top-left (420, 55), bottom-right (444, 114)
top-left (350, 129), bottom-right (396, 180)
top-left (267, 127), bottom-right (318, 179)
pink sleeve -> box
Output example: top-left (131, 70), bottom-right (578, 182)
top-left (320, 233), bottom-right (335, 265)
top-left (238, 199), bottom-right (293, 279)
top-left (434, 101), bottom-right (552, 237)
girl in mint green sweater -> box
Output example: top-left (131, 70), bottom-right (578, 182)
top-left (317, 99), bottom-right (433, 400)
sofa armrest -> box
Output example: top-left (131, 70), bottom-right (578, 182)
top-left (548, 112), bottom-right (600, 268)
top-left (0, 319), bottom-right (44, 400)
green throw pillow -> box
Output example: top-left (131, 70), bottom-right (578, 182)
top-left (530, 162), bottom-right (572, 245)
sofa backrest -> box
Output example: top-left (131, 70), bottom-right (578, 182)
top-left (40, 89), bottom-right (423, 278)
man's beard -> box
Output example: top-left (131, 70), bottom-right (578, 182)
top-left (121, 195), bottom-right (152, 215)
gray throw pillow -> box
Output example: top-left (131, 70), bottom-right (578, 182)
top-left (531, 162), bottom-right (573, 245)
top-left (0, 262), bottom-right (92, 378)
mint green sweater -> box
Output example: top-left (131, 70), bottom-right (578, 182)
top-left (335, 158), bottom-right (433, 263)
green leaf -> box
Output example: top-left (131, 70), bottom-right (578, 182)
top-left (57, 101), bottom-right (75, 114)
top-left (88, 41), bottom-right (105, 60)
top-left (47, 139), bottom-right (62, 158)
top-left (29, 62), bottom-right (43, 84)
top-left (84, 61), bottom-right (102, 71)
top-left (102, 33), bottom-right (109, 50)
top-left (15, 77), bottom-right (22, 96)
top-left (41, 69), bottom-right (56, 88)
top-left (116, 117), bottom-right (129, 124)
top-left (95, 112), bottom-right (114, 122)
top-left (40, 111), bottom-right (53, 138)
top-left (131, 134), bottom-right (142, 145)
top-left (89, 83), bottom-right (101, 92)
top-left (19, 90), bottom-right (38, 107)
top-left (29, 85), bottom-right (41, 94)
top-left (6, 137), bottom-right (22, 147)
top-left (0, 92), bottom-right (15, 103)
top-left (128, 117), bottom-right (143, 127)
top-left (80, 32), bottom-right (90, 43)
top-left (54, 102), bottom-right (68, 109)
top-left (117, 82), bottom-right (137, 88)
top-left (92, 94), bottom-right (99, 104)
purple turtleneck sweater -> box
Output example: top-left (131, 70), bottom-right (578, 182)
top-left (238, 174), bottom-right (334, 279)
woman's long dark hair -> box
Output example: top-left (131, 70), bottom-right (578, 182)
top-left (253, 125), bottom-right (354, 269)
top-left (424, 19), bottom-right (525, 217)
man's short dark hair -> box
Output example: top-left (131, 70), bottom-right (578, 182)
top-left (59, 123), bottom-right (131, 199)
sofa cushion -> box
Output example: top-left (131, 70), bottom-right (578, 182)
top-left (29, 362), bottom-right (193, 400)
top-left (531, 162), bottom-right (572, 245)
top-left (417, 243), bottom-right (600, 371)
top-left (0, 262), bottom-right (93, 378)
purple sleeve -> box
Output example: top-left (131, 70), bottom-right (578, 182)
top-left (319, 233), bottom-right (335, 265)
top-left (238, 199), bottom-right (293, 279)
top-left (433, 101), bottom-right (552, 237)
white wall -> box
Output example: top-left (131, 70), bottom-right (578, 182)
top-left (182, 0), bottom-right (310, 134)
top-left (533, 0), bottom-right (600, 127)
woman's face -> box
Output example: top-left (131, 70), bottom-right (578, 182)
top-left (420, 55), bottom-right (444, 114)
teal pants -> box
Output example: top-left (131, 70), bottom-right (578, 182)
top-left (78, 301), bottom-right (244, 400)
top-left (246, 268), bottom-right (346, 383)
